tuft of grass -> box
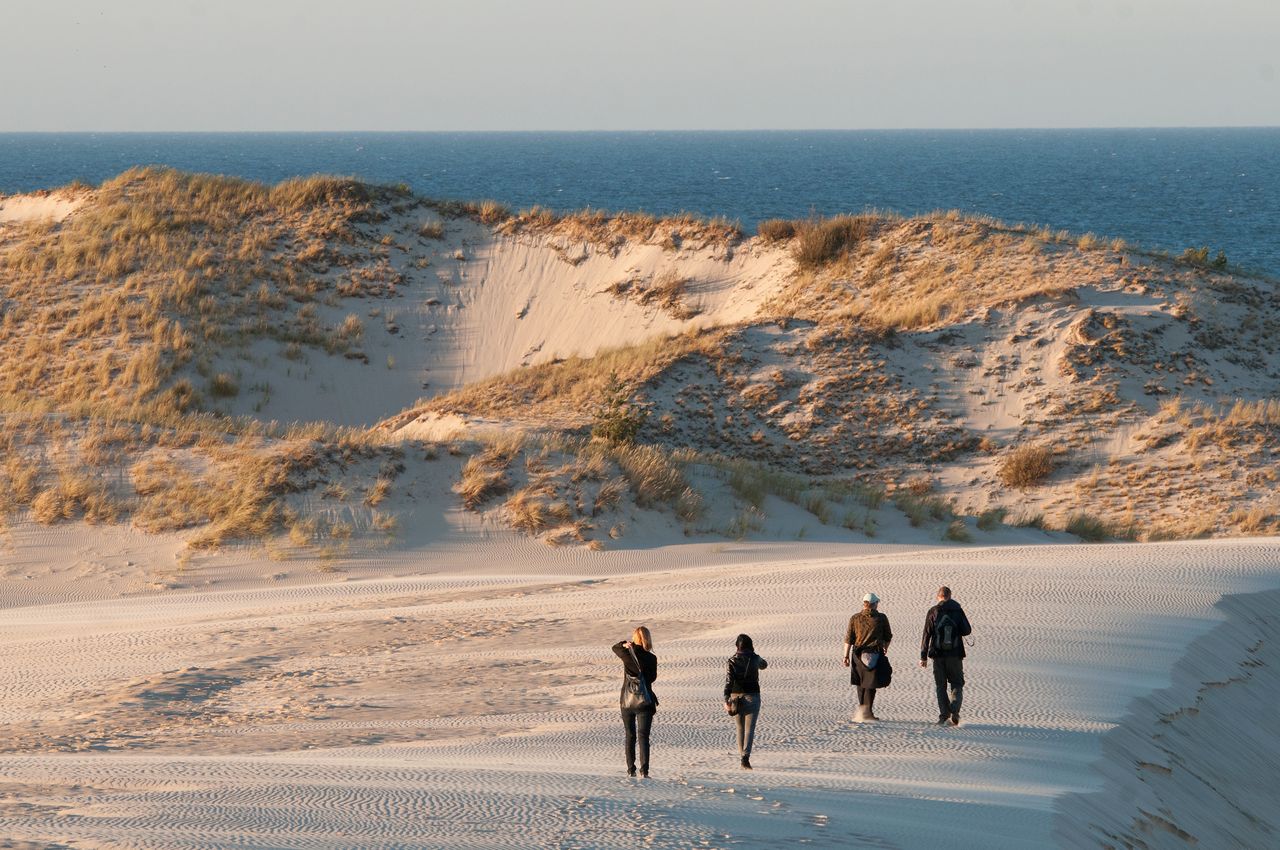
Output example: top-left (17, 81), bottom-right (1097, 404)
top-left (1065, 513), bottom-right (1109, 542)
top-left (591, 476), bottom-right (627, 515)
top-left (475, 200), bottom-right (511, 225)
top-left (455, 455), bottom-right (510, 509)
top-left (1011, 511), bottom-right (1046, 530)
top-left (896, 494), bottom-right (953, 527)
top-left (803, 493), bottom-right (832, 524)
top-left (371, 511), bottom-right (398, 534)
top-left (418, 220), bottom-right (445, 239)
top-left (723, 460), bottom-right (806, 509)
top-left (364, 478), bottom-right (392, 506)
top-left (757, 219), bottom-right (797, 242)
top-left (337, 314), bottom-right (364, 342)
top-left (1145, 515), bottom-right (1217, 541)
top-left (726, 506), bottom-right (765, 540)
top-left (612, 443), bottom-right (687, 508)
top-left (997, 445), bottom-right (1056, 488)
top-left (792, 215), bottom-right (878, 269)
top-left (208, 373), bottom-right (240, 399)
top-left (976, 507), bottom-right (1007, 532)
top-left (675, 487), bottom-right (704, 523)
top-left (943, 519), bottom-right (973, 542)
top-left (505, 488), bottom-right (550, 533)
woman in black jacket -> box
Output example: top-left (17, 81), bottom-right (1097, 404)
top-left (612, 626), bottom-right (657, 778)
top-left (723, 633), bottom-right (767, 769)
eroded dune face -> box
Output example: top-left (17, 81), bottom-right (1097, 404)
top-left (232, 216), bottom-right (792, 427)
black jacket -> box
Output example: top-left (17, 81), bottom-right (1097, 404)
top-left (921, 599), bottom-right (972, 660)
top-left (723, 652), bottom-right (767, 700)
top-left (612, 641), bottom-right (659, 707)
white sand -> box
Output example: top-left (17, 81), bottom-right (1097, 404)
top-left (0, 192), bottom-right (83, 224)
top-left (1, 536), bottom-right (1277, 848)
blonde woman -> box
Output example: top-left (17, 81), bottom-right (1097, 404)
top-left (612, 626), bottom-right (658, 778)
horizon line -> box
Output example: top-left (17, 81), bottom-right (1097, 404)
top-left (3, 125), bottom-right (1280, 135)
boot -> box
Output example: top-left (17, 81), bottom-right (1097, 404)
top-left (950, 687), bottom-right (963, 725)
top-left (741, 755), bottom-right (752, 770)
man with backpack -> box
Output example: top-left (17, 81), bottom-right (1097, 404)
top-left (919, 586), bottom-right (971, 726)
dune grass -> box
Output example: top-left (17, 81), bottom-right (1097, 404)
top-left (997, 445), bottom-right (1057, 488)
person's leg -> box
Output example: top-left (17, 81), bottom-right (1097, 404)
top-left (933, 659), bottom-right (950, 720)
top-left (622, 709), bottom-right (637, 774)
top-left (734, 702), bottom-right (746, 754)
top-left (948, 658), bottom-right (965, 718)
top-left (636, 709), bottom-right (653, 775)
top-left (864, 688), bottom-right (876, 718)
top-left (741, 696), bottom-right (759, 757)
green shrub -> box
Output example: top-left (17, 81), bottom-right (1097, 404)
top-left (1180, 246), bottom-right (1228, 269)
top-left (591, 373), bottom-right (647, 444)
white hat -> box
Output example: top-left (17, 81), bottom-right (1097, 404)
top-left (863, 592), bottom-right (880, 604)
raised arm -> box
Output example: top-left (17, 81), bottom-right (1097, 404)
top-left (612, 641), bottom-right (636, 676)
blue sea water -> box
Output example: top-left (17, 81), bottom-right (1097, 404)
top-left (2, 129), bottom-right (1277, 274)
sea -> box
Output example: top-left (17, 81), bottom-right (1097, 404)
top-left (2, 129), bottom-right (1277, 275)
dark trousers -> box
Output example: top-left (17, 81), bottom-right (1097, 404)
top-left (932, 656), bottom-right (964, 717)
top-left (621, 708), bottom-right (654, 773)
top-left (732, 693), bottom-right (760, 756)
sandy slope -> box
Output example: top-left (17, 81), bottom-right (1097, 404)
top-left (0, 192), bottom-right (83, 224)
top-left (220, 219), bottom-right (786, 428)
top-left (1, 537), bottom-right (1278, 848)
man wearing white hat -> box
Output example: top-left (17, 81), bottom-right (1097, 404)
top-left (842, 592), bottom-right (893, 721)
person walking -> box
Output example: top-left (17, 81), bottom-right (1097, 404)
top-left (612, 626), bottom-right (658, 777)
top-left (723, 633), bottom-right (767, 770)
top-left (843, 592), bottom-right (892, 721)
top-left (919, 586), bottom-right (972, 726)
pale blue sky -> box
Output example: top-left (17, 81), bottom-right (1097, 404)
top-left (4, 0), bottom-right (1277, 131)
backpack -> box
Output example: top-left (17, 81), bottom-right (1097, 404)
top-left (934, 608), bottom-right (958, 652)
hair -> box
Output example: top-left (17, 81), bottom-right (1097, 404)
top-left (938, 586), bottom-right (952, 599)
top-left (862, 600), bottom-right (875, 611)
top-left (631, 625), bottom-right (653, 652)
top-left (735, 633), bottom-right (754, 654)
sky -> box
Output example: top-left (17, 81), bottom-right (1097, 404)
top-left (3, 0), bottom-right (1278, 131)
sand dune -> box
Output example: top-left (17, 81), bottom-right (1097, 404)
top-left (1, 537), bottom-right (1277, 847)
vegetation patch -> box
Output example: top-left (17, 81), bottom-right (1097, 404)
top-left (997, 445), bottom-right (1057, 488)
